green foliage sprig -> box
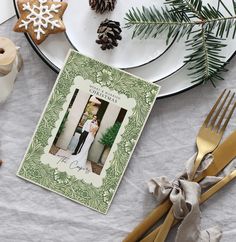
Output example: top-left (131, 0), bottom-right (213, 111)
top-left (99, 122), bottom-right (121, 148)
top-left (125, 0), bottom-right (236, 85)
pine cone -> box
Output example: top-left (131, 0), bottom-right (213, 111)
top-left (96, 19), bottom-right (122, 50)
top-left (89, 0), bottom-right (117, 14)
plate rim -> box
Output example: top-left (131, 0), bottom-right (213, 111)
top-left (158, 47), bottom-right (236, 98)
top-left (64, 29), bottom-right (177, 71)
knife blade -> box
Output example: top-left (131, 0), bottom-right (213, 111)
top-left (123, 130), bottom-right (236, 242)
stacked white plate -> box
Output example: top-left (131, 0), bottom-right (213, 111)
top-left (13, 0), bottom-right (236, 97)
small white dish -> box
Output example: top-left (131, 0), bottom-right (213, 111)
top-left (64, 0), bottom-right (173, 69)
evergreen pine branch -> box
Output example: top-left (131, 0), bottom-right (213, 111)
top-left (201, 4), bottom-right (224, 19)
top-left (125, 2), bottom-right (236, 40)
top-left (205, 16), bottom-right (236, 38)
top-left (165, 0), bottom-right (203, 19)
top-left (185, 28), bottom-right (227, 84)
top-left (125, 0), bottom-right (236, 84)
top-left (198, 3), bottom-right (236, 38)
top-left (125, 6), bottom-right (195, 42)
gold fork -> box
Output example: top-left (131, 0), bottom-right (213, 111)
top-left (189, 90), bottom-right (234, 179)
top-left (123, 90), bottom-right (236, 242)
top-left (154, 89), bottom-right (236, 242)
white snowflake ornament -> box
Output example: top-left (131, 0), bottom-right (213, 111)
top-left (14, 0), bottom-right (68, 45)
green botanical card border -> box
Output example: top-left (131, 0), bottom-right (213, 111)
top-left (17, 50), bottom-right (160, 214)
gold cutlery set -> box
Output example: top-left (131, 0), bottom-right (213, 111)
top-left (124, 90), bottom-right (236, 242)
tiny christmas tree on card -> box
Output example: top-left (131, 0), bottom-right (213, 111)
top-left (17, 50), bottom-right (160, 213)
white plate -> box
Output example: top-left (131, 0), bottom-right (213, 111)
top-left (13, 0), bottom-right (236, 97)
top-left (64, 0), bottom-right (173, 69)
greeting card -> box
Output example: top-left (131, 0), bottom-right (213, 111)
top-left (17, 50), bottom-right (160, 213)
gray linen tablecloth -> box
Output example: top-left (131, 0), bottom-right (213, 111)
top-left (1, 18), bottom-right (236, 242)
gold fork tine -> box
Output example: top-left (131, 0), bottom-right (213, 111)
top-left (204, 89), bottom-right (226, 126)
top-left (191, 91), bottom-right (234, 179)
top-left (216, 94), bottom-right (235, 132)
top-left (210, 91), bottom-right (230, 127)
top-left (220, 101), bottom-right (236, 133)
top-left (209, 90), bottom-right (231, 128)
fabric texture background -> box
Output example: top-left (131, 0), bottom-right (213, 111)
top-left (1, 18), bottom-right (236, 242)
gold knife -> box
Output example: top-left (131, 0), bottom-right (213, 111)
top-left (124, 130), bottom-right (236, 242)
